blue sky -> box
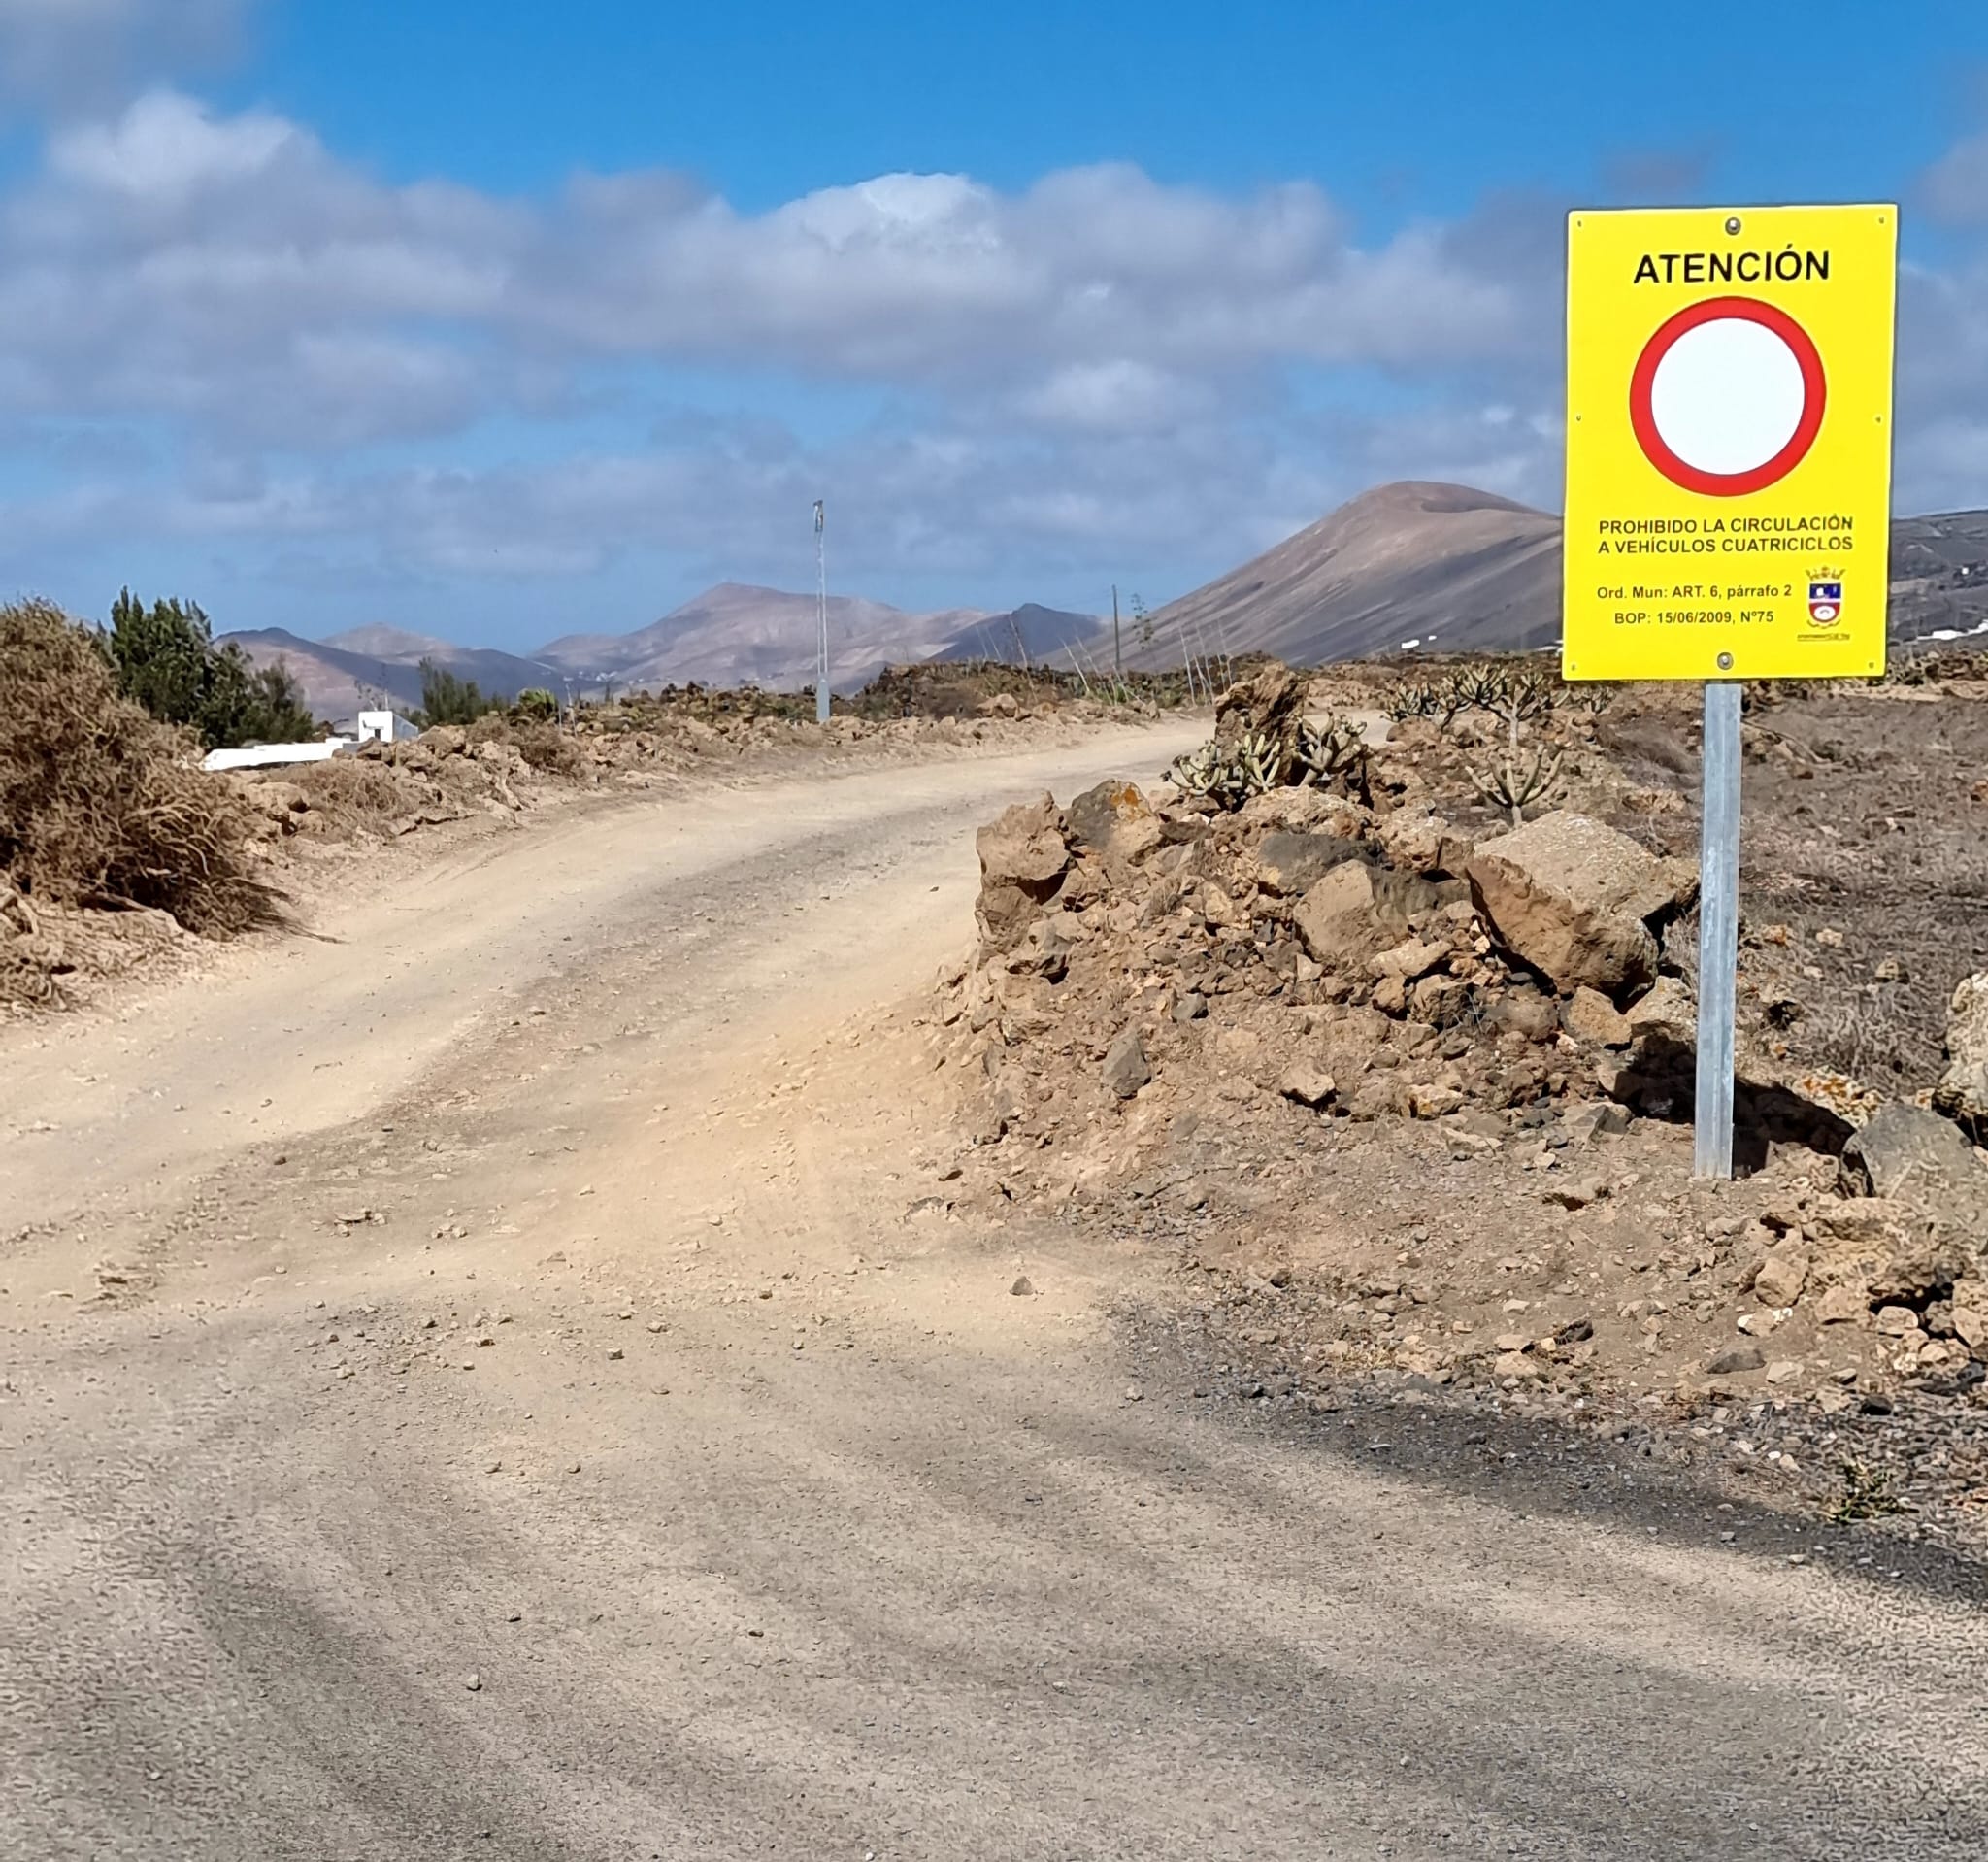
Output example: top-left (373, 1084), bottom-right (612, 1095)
top-left (1, 0), bottom-right (1985, 651)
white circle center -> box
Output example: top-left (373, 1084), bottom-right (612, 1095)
top-left (1649, 317), bottom-right (1807, 477)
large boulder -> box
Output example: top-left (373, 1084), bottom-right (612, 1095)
top-left (1254, 831), bottom-right (1365, 898)
top-left (1626, 976), bottom-right (1695, 1045)
top-left (1064, 780), bottom-right (1162, 872)
top-left (1933, 972), bottom-right (1988, 1139)
top-left (976, 793), bottom-right (1069, 950)
top-left (1293, 860), bottom-right (1386, 967)
top-left (1373, 812), bottom-right (1474, 879)
top-left (1213, 663), bottom-right (1308, 783)
top-left (1839, 1101), bottom-right (1983, 1201)
top-left (1467, 811), bottom-right (1695, 998)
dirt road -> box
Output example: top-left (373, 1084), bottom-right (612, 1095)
top-left (4, 723), bottom-right (1983, 1860)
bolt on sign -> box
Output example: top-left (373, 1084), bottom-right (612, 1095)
top-left (1563, 204), bottom-right (1897, 682)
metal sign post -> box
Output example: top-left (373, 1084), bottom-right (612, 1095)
top-left (1693, 681), bottom-right (1742, 1177)
top-left (1562, 201), bottom-right (1897, 1180)
top-left (813, 499), bottom-right (830, 726)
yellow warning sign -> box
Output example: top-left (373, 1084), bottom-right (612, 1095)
top-left (1563, 204), bottom-right (1897, 682)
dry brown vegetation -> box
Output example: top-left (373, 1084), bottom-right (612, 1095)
top-left (2, 600), bottom-right (279, 1005)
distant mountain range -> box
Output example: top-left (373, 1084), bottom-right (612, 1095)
top-left (218, 482), bottom-right (1988, 717)
top-left (1130, 481), bottom-right (1988, 666)
top-left (217, 625), bottom-right (560, 720)
top-left (222, 589), bottom-right (1110, 719)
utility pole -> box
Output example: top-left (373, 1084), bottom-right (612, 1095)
top-left (813, 499), bottom-right (830, 726)
top-left (1111, 584), bottom-right (1122, 678)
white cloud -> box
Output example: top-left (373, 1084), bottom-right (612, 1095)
top-left (0, 0), bottom-right (245, 109)
top-left (50, 85), bottom-right (293, 196)
top-left (1013, 360), bottom-right (1217, 434)
top-left (0, 92), bottom-right (1533, 438)
top-left (1, 82), bottom-right (1986, 633)
top-left (1924, 129), bottom-right (1988, 226)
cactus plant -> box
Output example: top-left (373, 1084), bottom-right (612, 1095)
top-left (1168, 711), bottom-right (1373, 810)
top-left (1295, 715), bottom-right (1367, 787)
top-left (1383, 680), bottom-right (1440, 721)
top-left (1468, 743), bottom-right (1565, 827)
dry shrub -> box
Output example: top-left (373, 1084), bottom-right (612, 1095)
top-left (512, 721), bottom-right (583, 776)
top-left (289, 755), bottom-right (424, 831)
top-left (0, 598), bottom-right (279, 938)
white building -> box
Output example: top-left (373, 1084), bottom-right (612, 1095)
top-left (202, 739), bottom-right (348, 773)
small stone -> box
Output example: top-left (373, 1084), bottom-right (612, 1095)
top-left (607, 1347), bottom-right (624, 1361)
top-left (1278, 1064), bottom-right (1337, 1109)
top-left (1495, 1332), bottom-right (1531, 1353)
top-left (646, 1320), bottom-right (666, 1334)
top-left (1766, 1359), bottom-right (1804, 1385)
top-left (1565, 1102), bottom-right (1632, 1145)
top-left (1011, 1276), bottom-right (1035, 1297)
top-left (1873, 1305), bottom-right (1919, 1337)
top-left (1371, 974), bottom-right (1408, 1016)
top-left (1173, 992), bottom-right (1209, 1023)
top-left (1369, 936), bottom-right (1449, 982)
top-left (1564, 986), bottom-right (1633, 1048)
top-left (1753, 1250), bottom-right (1808, 1308)
top-left (1816, 1282), bottom-right (1868, 1325)
top-left (1493, 1350), bottom-right (1542, 1381)
top-left (1706, 1343), bottom-right (1766, 1376)
top-left (1102, 1026), bottom-right (1152, 1099)
top-left (1408, 1082), bottom-right (1464, 1120)
top-left (464, 1674), bottom-right (482, 1692)
top-left (1543, 1175), bottom-right (1607, 1211)
top-left (566, 1461), bottom-right (581, 1474)
top-left (1124, 1383), bottom-right (1143, 1403)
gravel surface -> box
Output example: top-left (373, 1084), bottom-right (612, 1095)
top-left (4, 723), bottom-right (1985, 1860)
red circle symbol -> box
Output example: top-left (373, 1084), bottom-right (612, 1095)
top-left (1629, 296), bottom-right (1826, 497)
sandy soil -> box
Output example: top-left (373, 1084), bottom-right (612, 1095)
top-left (3, 720), bottom-right (1984, 1860)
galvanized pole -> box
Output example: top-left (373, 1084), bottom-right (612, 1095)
top-left (1694, 679), bottom-right (1742, 1179)
top-left (813, 499), bottom-right (830, 726)
top-left (1111, 584), bottom-right (1122, 679)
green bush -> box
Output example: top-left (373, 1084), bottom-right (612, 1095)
top-left (418, 658), bottom-right (496, 726)
top-left (105, 589), bottom-right (317, 749)
top-left (514, 687), bottom-right (559, 722)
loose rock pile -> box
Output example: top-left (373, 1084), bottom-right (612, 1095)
top-left (937, 667), bottom-right (1988, 1438)
top-left (948, 682), bottom-right (1704, 1147)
